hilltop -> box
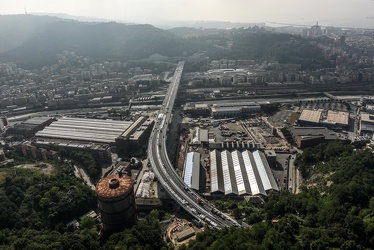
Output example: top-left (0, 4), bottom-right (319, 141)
top-left (0, 15), bottom-right (329, 70)
top-left (0, 15), bottom-right (195, 68)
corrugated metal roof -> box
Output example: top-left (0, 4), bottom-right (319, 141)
top-left (191, 152), bottom-right (200, 191)
top-left (210, 149), bottom-right (278, 196)
top-left (259, 151), bottom-right (279, 191)
top-left (221, 150), bottom-right (234, 195)
top-left (183, 152), bottom-right (200, 191)
top-left (242, 150), bottom-right (262, 195)
top-left (183, 152), bottom-right (194, 188)
top-left (210, 150), bottom-right (218, 192)
top-left (231, 150), bottom-right (246, 195)
top-left (24, 117), bottom-right (53, 125)
top-left (35, 117), bottom-right (132, 144)
top-left (253, 150), bottom-right (272, 191)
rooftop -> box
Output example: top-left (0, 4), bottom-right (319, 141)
top-left (289, 127), bottom-right (338, 140)
top-left (35, 117), bottom-right (132, 144)
top-left (299, 109), bottom-right (322, 123)
top-left (23, 117), bottom-right (55, 125)
top-left (326, 110), bottom-right (349, 125)
top-left (96, 174), bottom-right (133, 199)
top-left (361, 112), bottom-right (374, 123)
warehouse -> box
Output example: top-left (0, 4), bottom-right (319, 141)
top-left (115, 116), bottom-right (155, 153)
top-left (297, 109), bottom-right (322, 126)
top-left (210, 149), bottom-right (278, 196)
top-left (183, 152), bottom-right (201, 192)
top-left (5, 117), bottom-right (55, 140)
top-left (297, 109), bottom-right (349, 131)
top-left (35, 117), bottom-right (133, 144)
top-left (360, 112), bottom-right (374, 133)
top-left (289, 127), bottom-right (338, 148)
top-left (211, 102), bottom-right (261, 118)
top-left (34, 116), bottom-right (154, 158)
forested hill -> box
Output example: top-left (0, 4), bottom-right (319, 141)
top-left (0, 15), bottom-right (330, 70)
top-left (0, 15), bottom-right (197, 69)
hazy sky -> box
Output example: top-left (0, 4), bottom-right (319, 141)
top-left (1, 0), bottom-right (374, 27)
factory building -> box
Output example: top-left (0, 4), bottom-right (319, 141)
top-left (211, 102), bottom-right (261, 118)
top-left (35, 117), bottom-right (133, 145)
top-left (210, 149), bottom-right (278, 196)
top-left (361, 112), bottom-right (374, 133)
top-left (33, 116), bottom-right (154, 158)
top-left (297, 109), bottom-right (349, 131)
top-left (191, 127), bottom-right (208, 145)
top-left (323, 110), bottom-right (349, 131)
top-left (289, 127), bottom-right (338, 148)
top-left (96, 174), bottom-right (137, 231)
top-left (5, 117), bottom-right (55, 140)
top-left (115, 116), bottom-right (155, 153)
top-left (183, 103), bottom-right (211, 117)
top-left (297, 109), bottom-right (322, 127)
top-left (183, 152), bottom-right (201, 192)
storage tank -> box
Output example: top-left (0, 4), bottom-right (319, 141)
top-left (96, 174), bottom-right (137, 231)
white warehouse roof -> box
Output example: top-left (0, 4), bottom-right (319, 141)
top-left (210, 149), bottom-right (278, 196)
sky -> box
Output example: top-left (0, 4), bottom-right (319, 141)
top-left (1, 0), bottom-right (374, 28)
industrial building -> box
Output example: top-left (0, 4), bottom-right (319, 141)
top-left (210, 149), bottom-right (278, 196)
top-left (191, 127), bottom-right (208, 145)
top-left (115, 116), bottom-right (155, 153)
top-left (183, 101), bottom-right (261, 118)
top-left (324, 110), bottom-right (349, 130)
top-left (183, 152), bottom-right (201, 192)
top-left (264, 150), bottom-right (277, 167)
top-left (33, 116), bottom-right (154, 158)
top-left (211, 102), bottom-right (261, 118)
top-left (5, 117), bottom-right (55, 140)
top-left (35, 117), bottom-right (133, 144)
top-left (289, 127), bottom-right (338, 148)
top-left (361, 113), bottom-right (374, 133)
top-left (96, 174), bottom-right (137, 231)
top-left (297, 109), bottom-right (349, 131)
top-left (297, 109), bottom-right (322, 126)
top-left (183, 103), bottom-right (211, 117)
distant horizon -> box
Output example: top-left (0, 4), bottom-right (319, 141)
top-left (1, 0), bottom-right (374, 29)
top-left (2, 12), bottom-right (374, 30)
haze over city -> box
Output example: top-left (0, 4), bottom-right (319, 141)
top-left (2, 0), bottom-right (374, 248)
top-left (1, 0), bottom-right (374, 27)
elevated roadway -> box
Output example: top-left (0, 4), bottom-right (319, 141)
top-left (148, 62), bottom-right (240, 229)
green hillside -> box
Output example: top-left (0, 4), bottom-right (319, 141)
top-left (0, 15), bottom-right (330, 70)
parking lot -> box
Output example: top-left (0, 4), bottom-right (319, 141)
top-left (269, 110), bottom-right (292, 127)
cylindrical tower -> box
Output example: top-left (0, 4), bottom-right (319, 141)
top-left (96, 174), bottom-right (137, 231)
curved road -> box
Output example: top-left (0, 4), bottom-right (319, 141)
top-left (148, 62), bottom-right (240, 229)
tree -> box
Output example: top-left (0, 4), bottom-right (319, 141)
top-left (80, 216), bottom-right (96, 230)
top-left (233, 208), bottom-right (242, 220)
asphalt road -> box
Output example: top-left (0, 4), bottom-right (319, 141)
top-left (148, 62), bottom-right (239, 229)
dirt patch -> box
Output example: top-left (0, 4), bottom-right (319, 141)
top-left (14, 163), bottom-right (55, 175)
